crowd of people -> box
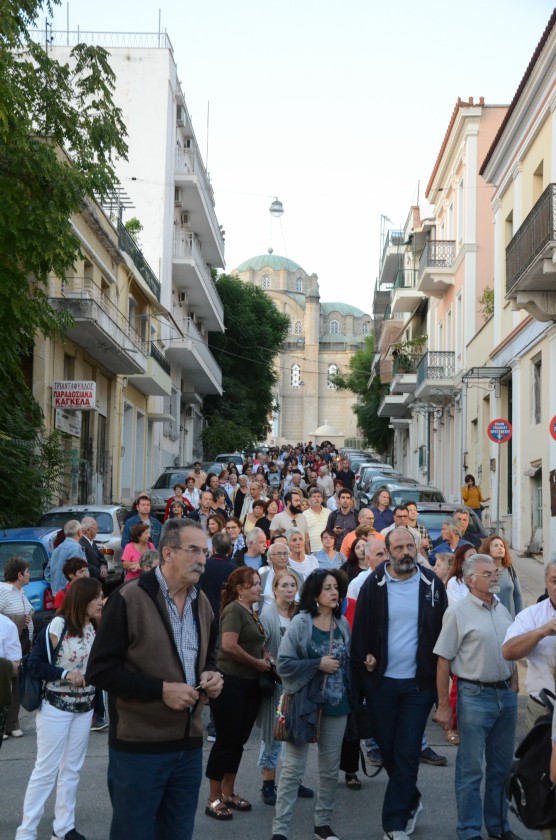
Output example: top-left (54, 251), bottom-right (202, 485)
top-left (1, 442), bottom-right (555, 840)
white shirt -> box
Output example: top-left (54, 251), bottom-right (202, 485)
top-left (288, 554), bottom-right (318, 580)
top-left (0, 613), bottom-right (22, 660)
top-left (503, 598), bottom-right (556, 700)
top-left (327, 496), bottom-right (339, 512)
top-left (303, 507), bottom-right (330, 553)
top-left (446, 577), bottom-right (469, 607)
top-left (347, 569), bottom-right (372, 601)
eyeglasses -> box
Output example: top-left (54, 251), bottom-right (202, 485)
top-left (472, 571), bottom-right (501, 579)
top-left (173, 545), bottom-right (210, 559)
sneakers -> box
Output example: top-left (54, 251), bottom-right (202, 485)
top-left (488, 832), bottom-right (525, 840)
top-left (261, 783), bottom-right (277, 806)
top-left (314, 827), bottom-right (340, 840)
top-left (8, 728), bottom-right (23, 737)
top-left (406, 799), bottom-right (423, 835)
top-left (297, 783), bottom-right (314, 798)
top-left (90, 718), bottom-right (109, 732)
top-left (206, 733), bottom-right (216, 742)
top-left (367, 747), bottom-right (384, 766)
top-left (52, 830), bottom-right (87, 840)
top-left (419, 747), bottom-right (447, 766)
top-left (383, 832), bottom-right (410, 840)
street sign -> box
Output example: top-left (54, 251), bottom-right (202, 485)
top-left (487, 418), bottom-right (512, 444)
top-left (550, 415), bottom-right (556, 442)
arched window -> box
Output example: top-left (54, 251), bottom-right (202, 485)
top-left (294, 320), bottom-right (303, 334)
top-left (296, 277), bottom-right (303, 292)
top-left (288, 320), bottom-right (293, 333)
top-left (327, 364), bottom-right (338, 389)
top-left (330, 319), bottom-right (340, 334)
top-left (262, 274), bottom-right (271, 289)
top-left (362, 322), bottom-right (369, 335)
top-left (291, 363), bottom-right (301, 389)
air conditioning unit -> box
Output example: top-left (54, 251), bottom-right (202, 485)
top-left (180, 211), bottom-right (190, 225)
top-left (185, 406), bottom-right (194, 418)
top-left (174, 187), bottom-right (182, 206)
top-left (178, 292), bottom-right (187, 304)
top-left (176, 106), bottom-right (185, 126)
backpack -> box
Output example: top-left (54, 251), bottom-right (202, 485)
top-left (505, 689), bottom-right (556, 830)
top-left (18, 621), bottom-right (67, 712)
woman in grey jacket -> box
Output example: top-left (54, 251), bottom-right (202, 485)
top-left (272, 569), bottom-right (351, 840)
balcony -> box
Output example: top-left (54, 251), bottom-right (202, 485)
top-left (117, 220), bottom-right (161, 301)
top-left (373, 277), bottom-right (392, 319)
top-left (128, 344), bottom-right (172, 397)
top-left (390, 353), bottom-right (421, 395)
top-left (390, 269), bottom-right (425, 315)
top-left (417, 240), bottom-right (456, 295)
top-left (172, 230), bottom-right (224, 331)
top-left (165, 313), bottom-right (223, 395)
top-left (505, 183), bottom-right (556, 320)
top-left (377, 384), bottom-right (412, 418)
top-left (414, 351), bottom-right (456, 401)
top-left (174, 149), bottom-right (225, 268)
top-left (379, 230), bottom-right (405, 286)
top-left (48, 277), bottom-right (147, 375)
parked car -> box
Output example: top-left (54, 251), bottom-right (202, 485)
top-left (411, 502), bottom-right (488, 545)
top-left (36, 505), bottom-right (127, 587)
top-left (354, 467), bottom-right (408, 506)
top-left (213, 453), bottom-right (244, 472)
top-left (359, 480), bottom-right (445, 508)
top-left (0, 527), bottom-right (58, 632)
top-left (148, 466), bottom-right (196, 518)
top-left (359, 474), bottom-right (418, 505)
top-left (355, 462), bottom-right (399, 489)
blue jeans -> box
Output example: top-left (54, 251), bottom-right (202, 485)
top-left (456, 681), bottom-right (517, 840)
top-left (107, 747), bottom-right (202, 840)
top-left (364, 677), bottom-right (435, 832)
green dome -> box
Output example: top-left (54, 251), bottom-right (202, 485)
top-left (321, 301), bottom-right (366, 317)
top-left (235, 253), bottom-right (305, 274)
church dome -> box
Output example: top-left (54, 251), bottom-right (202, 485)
top-left (235, 253), bottom-right (305, 274)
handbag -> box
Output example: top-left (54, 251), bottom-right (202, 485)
top-left (18, 621), bottom-right (66, 712)
top-left (259, 664), bottom-right (281, 699)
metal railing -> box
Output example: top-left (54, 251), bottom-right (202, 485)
top-left (416, 351), bottom-right (455, 386)
top-left (174, 152), bottom-right (223, 251)
top-left (393, 353), bottom-right (421, 375)
top-left (172, 314), bottom-right (222, 384)
top-left (150, 343), bottom-right (171, 375)
top-left (381, 230), bottom-right (405, 264)
top-left (118, 221), bottom-right (161, 301)
top-left (393, 268), bottom-right (418, 289)
top-left (48, 276), bottom-right (147, 356)
top-left (419, 240), bottom-right (456, 276)
top-left (506, 183), bottom-right (556, 294)
top-left (29, 29), bottom-right (174, 51)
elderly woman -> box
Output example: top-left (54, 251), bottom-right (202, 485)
top-left (243, 499), bottom-right (266, 536)
top-left (479, 534), bottom-right (523, 617)
top-left (205, 567), bottom-right (272, 820)
top-left (233, 475), bottom-right (250, 519)
top-left (225, 517), bottom-right (245, 561)
top-left (273, 569), bottom-right (351, 840)
top-left (0, 556), bottom-right (34, 738)
top-left (287, 527), bottom-right (319, 580)
top-left (446, 544), bottom-right (477, 606)
top-left (259, 543), bottom-right (303, 610)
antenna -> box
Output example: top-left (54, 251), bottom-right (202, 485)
top-left (206, 101), bottom-right (210, 170)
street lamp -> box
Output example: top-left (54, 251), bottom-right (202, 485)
top-left (269, 198), bottom-right (284, 218)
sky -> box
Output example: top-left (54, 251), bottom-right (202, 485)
top-left (43, 0), bottom-right (555, 311)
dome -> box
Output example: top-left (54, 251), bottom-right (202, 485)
top-left (321, 301), bottom-right (367, 317)
top-left (235, 253), bottom-right (306, 274)
top-left (313, 421), bottom-right (343, 437)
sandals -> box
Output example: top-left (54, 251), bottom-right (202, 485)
top-left (222, 792), bottom-right (252, 811)
top-left (445, 728), bottom-right (460, 745)
top-left (345, 773), bottom-right (362, 790)
top-left (205, 798), bottom-right (233, 820)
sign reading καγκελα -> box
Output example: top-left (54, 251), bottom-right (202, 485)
top-left (52, 381), bottom-right (96, 410)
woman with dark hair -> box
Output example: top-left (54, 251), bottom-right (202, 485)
top-left (0, 555), bottom-right (34, 738)
top-left (121, 523), bottom-right (155, 582)
top-left (243, 499), bottom-right (266, 536)
top-left (369, 487), bottom-right (394, 533)
top-left (224, 517), bottom-right (245, 561)
top-left (163, 483), bottom-right (194, 521)
top-left (446, 543), bottom-right (477, 606)
top-left (479, 534), bottom-right (523, 617)
top-left (272, 569), bottom-right (351, 840)
top-left (205, 566), bottom-right (272, 820)
top-left (255, 498), bottom-right (279, 541)
top-left (207, 513), bottom-right (227, 553)
top-left (462, 474), bottom-right (489, 519)
top-left (16, 577), bottom-right (103, 840)
top-left (315, 529), bottom-right (345, 570)
top-left (341, 537), bottom-right (369, 583)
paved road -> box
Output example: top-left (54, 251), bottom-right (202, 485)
top-left (0, 554), bottom-right (546, 840)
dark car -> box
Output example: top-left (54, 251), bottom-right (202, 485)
top-left (410, 502), bottom-right (488, 545)
top-left (359, 480), bottom-right (445, 508)
top-left (0, 527), bottom-right (59, 632)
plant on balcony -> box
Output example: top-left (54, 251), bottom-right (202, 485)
top-left (124, 217), bottom-right (144, 244)
top-left (479, 286), bottom-right (494, 321)
top-left (391, 335), bottom-right (427, 372)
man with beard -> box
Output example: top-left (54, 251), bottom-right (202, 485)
top-left (269, 490), bottom-right (309, 548)
top-left (435, 555), bottom-right (521, 840)
top-left (351, 527), bottom-right (447, 840)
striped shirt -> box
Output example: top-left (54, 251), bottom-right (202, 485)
top-left (0, 583), bottom-right (34, 639)
top-left (155, 566), bottom-right (198, 686)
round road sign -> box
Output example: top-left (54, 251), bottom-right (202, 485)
top-left (550, 415), bottom-right (556, 442)
top-left (488, 418), bottom-right (512, 444)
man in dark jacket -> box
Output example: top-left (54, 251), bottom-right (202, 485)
top-left (351, 526), bottom-right (447, 840)
top-left (199, 532), bottom-right (237, 620)
top-left (86, 519), bottom-right (222, 840)
top-left (79, 516), bottom-right (108, 582)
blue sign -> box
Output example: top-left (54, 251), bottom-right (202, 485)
top-left (488, 418), bottom-right (512, 444)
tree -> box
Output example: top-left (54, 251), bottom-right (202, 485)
top-left (202, 275), bottom-right (289, 455)
top-left (0, 1), bottom-right (128, 524)
top-left (331, 335), bottom-right (393, 455)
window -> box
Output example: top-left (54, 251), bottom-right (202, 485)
top-left (327, 364), bottom-right (338, 389)
top-left (330, 319), bottom-right (340, 334)
top-left (458, 179), bottom-right (464, 243)
top-left (288, 320), bottom-right (293, 333)
top-left (262, 274), bottom-right (271, 289)
top-left (291, 364), bottom-right (301, 389)
top-left (455, 293), bottom-right (463, 369)
top-left (362, 322), bottom-right (369, 335)
top-left (532, 467), bottom-right (543, 529)
top-left (296, 277), bottom-right (302, 292)
top-left (532, 356), bottom-right (542, 424)
top-left (294, 320), bottom-right (303, 334)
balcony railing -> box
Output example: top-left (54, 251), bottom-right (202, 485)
top-left (30, 29), bottom-right (174, 51)
top-left (393, 353), bottom-right (421, 375)
top-left (419, 240), bottom-right (456, 276)
top-left (393, 269), bottom-right (418, 289)
top-left (506, 183), bottom-right (556, 294)
top-left (150, 343), bottom-right (171, 375)
top-left (118, 220), bottom-right (161, 301)
top-left (416, 351), bottom-right (455, 386)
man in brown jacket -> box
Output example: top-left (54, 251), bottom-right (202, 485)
top-left (87, 519), bottom-right (222, 840)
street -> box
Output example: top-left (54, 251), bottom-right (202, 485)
top-left (0, 553), bottom-right (546, 840)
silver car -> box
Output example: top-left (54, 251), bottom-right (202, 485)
top-left (147, 466), bottom-right (196, 519)
top-left (36, 504), bottom-right (128, 587)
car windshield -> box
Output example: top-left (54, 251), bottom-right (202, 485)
top-left (152, 472), bottom-right (191, 490)
top-left (216, 455), bottom-right (242, 464)
top-left (0, 541), bottom-right (48, 578)
top-left (38, 511), bottom-right (114, 534)
top-left (416, 511), bottom-right (485, 537)
top-left (389, 489), bottom-right (445, 505)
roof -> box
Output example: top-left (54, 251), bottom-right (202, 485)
top-left (319, 333), bottom-right (365, 344)
top-left (321, 301), bottom-right (367, 317)
top-left (426, 97), bottom-right (485, 198)
top-left (235, 253), bottom-right (305, 273)
top-left (480, 8), bottom-right (556, 176)
top-left (283, 291), bottom-right (306, 310)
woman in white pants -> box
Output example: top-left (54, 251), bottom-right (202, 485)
top-left (16, 577), bottom-right (102, 840)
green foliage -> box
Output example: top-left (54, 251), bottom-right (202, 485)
top-left (0, 1), bottom-right (128, 522)
top-left (202, 418), bottom-right (255, 460)
top-left (332, 335), bottom-right (393, 455)
top-left (124, 217), bottom-right (144, 242)
top-left (479, 286), bottom-right (494, 321)
top-left (203, 275), bottom-right (289, 452)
